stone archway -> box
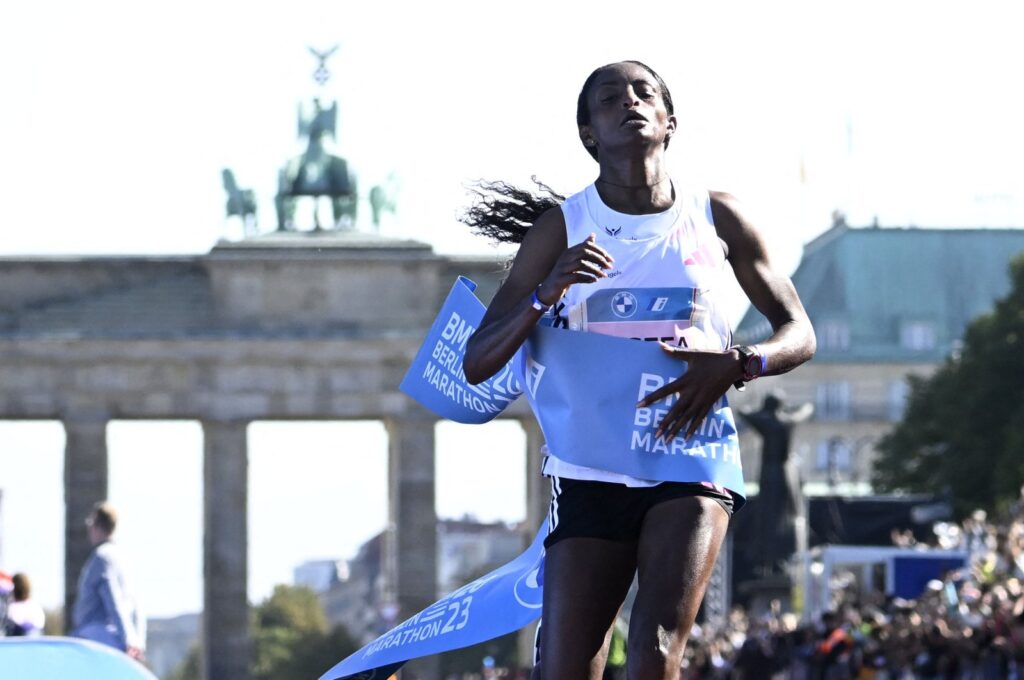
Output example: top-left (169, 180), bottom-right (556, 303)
top-left (0, 233), bottom-right (543, 680)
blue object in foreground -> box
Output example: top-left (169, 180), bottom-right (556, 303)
top-left (0, 637), bottom-right (158, 680)
top-left (399, 276), bottom-right (523, 424)
top-left (319, 525), bottom-right (546, 680)
top-left (401, 276), bottom-right (746, 500)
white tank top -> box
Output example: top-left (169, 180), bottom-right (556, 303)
top-left (540, 182), bottom-right (734, 486)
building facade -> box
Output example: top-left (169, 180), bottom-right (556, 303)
top-left (319, 518), bottom-right (524, 645)
top-left (732, 224), bottom-right (1024, 492)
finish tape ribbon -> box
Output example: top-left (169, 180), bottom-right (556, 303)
top-left (400, 276), bottom-right (746, 492)
top-left (326, 278), bottom-right (745, 678)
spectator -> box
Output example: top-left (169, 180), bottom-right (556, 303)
top-left (3, 572), bottom-right (45, 636)
top-left (70, 501), bottom-right (145, 659)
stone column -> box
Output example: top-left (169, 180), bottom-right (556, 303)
top-left (518, 417), bottom-right (549, 669)
top-left (385, 407), bottom-right (438, 680)
top-left (63, 417), bottom-right (109, 626)
top-left (201, 420), bottom-right (251, 680)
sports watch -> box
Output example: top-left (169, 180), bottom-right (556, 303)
top-left (732, 344), bottom-right (764, 391)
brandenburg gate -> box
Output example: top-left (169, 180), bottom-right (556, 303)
top-left (0, 234), bottom-right (548, 680)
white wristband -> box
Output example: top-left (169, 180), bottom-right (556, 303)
top-left (530, 288), bottom-right (551, 312)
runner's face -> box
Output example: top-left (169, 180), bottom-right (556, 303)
top-left (579, 63), bottom-right (676, 159)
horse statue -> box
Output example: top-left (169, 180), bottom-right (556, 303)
top-left (275, 98), bottom-right (357, 231)
top-left (368, 174), bottom-right (400, 230)
top-left (222, 168), bottom-right (258, 237)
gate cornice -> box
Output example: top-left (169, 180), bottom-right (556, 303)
top-left (0, 237), bottom-right (521, 422)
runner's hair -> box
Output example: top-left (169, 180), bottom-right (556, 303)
top-left (459, 177), bottom-right (565, 246)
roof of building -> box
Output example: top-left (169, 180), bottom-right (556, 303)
top-left (735, 225), bottom-right (1024, 363)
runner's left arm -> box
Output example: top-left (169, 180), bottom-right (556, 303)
top-left (638, 192), bottom-right (815, 440)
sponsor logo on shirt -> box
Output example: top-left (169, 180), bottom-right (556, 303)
top-left (648, 296), bottom-right (669, 312)
top-left (611, 291), bottom-right (638, 318)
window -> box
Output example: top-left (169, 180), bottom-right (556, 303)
top-left (900, 321), bottom-right (936, 351)
top-left (816, 381), bottom-right (851, 421)
top-left (816, 438), bottom-right (852, 472)
top-left (888, 380), bottom-right (910, 421)
top-left (818, 320), bottom-right (850, 351)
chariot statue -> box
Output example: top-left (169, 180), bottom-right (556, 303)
top-left (221, 46), bottom-right (400, 237)
top-left (275, 46), bottom-right (358, 231)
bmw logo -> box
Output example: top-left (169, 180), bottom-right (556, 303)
top-left (611, 291), bottom-right (638, 319)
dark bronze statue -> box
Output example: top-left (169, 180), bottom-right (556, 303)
top-left (275, 98), bottom-right (358, 231)
top-left (222, 168), bottom-right (257, 236)
top-left (738, 391), bottom-right (813, 576)
top-left (275, 46), bottom-right (358, 231)
top-left (368, 174), bottom-right (400, 230)
top-left (221, 46), bottom-right (400, 236)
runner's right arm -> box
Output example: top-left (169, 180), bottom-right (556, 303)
top-left (463, 207), bottom-right (614, 384)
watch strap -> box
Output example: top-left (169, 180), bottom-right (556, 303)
top-left (732, 344), bottom-right (763, 390)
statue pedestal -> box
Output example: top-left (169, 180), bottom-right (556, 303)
top-left (738, 572), bottom-right (793, 617)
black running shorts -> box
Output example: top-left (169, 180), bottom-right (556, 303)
top-left (543, 476), bottom-right (735, 549)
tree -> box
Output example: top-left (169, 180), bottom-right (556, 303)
top-left (167, 645), bottom-right (200, 680)
top-left (252, 584), bottom-right (358, 680)
top-left (873, 255), bottom-right (1024, 515)
top-left (168, 585), bottom-right (359, 680)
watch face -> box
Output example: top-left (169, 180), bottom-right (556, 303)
top-left (744, 352), bottom-right (761, 378)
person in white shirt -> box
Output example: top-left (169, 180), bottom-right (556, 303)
top-left (4, 573), bottom-right (45, 636)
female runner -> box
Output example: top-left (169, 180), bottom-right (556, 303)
top-left (462, 60), bottom-right (816, 680)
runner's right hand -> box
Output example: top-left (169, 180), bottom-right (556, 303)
top-left (536, 233), bottom-right (614, 305)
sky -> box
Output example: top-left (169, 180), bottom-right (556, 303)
top-left (1, 0), bottom-right (1023, 617)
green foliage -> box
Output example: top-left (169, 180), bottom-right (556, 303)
top-left (167, 645), bottom-right (200, 680)
top-left (251, 584), bottom-right (358, 680)
top-left (164, 585), bottom-right (358, 680)
top-left (255, 584), bottom-right (328, 634)
top-left (873, 255), bottom-right (1024, 514)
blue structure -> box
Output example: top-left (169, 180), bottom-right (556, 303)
top-left (0, 637), bottom-right (158, 680)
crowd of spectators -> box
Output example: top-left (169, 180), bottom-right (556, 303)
top-left (681, 499), bottom-right (1024, 679)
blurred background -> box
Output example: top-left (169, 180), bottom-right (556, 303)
top-left (1, 1), bottom-right (1023, 678)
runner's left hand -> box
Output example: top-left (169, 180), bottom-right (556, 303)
top-left (635, 344), bottom-right (742, 441)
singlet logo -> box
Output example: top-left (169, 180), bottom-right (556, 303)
top-left (611, 291), bottom-right (638, 318)
top-left (604, 226), bottom-right (622, 237)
